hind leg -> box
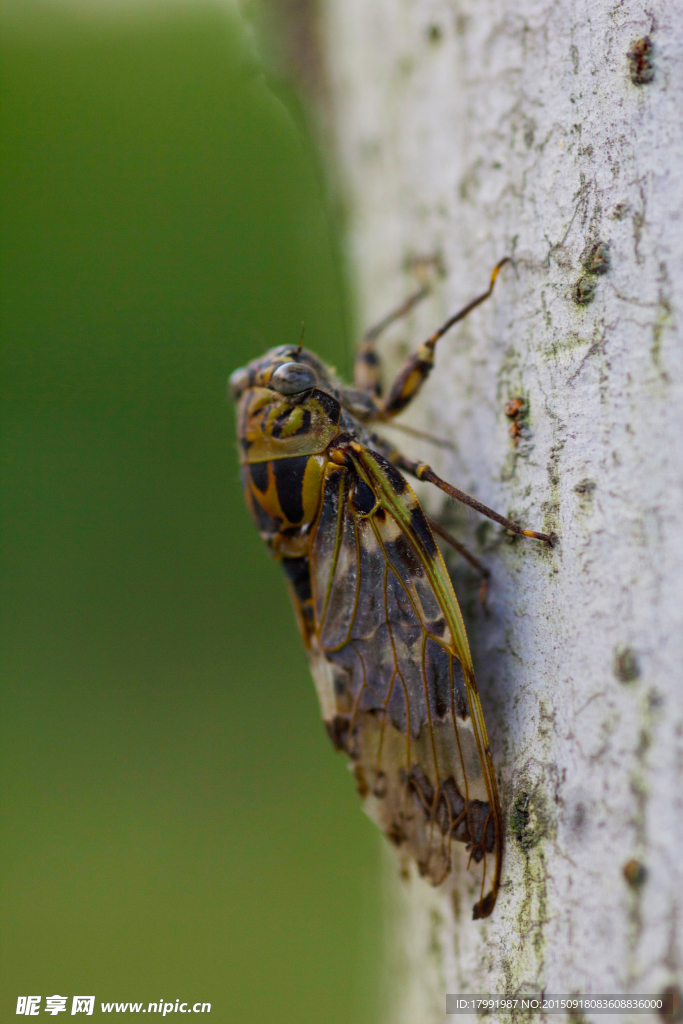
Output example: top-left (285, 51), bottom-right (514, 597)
top-left (396, 450), bottom-right (552, 545)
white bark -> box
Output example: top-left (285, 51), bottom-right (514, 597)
top-left (316, 1), bottom-right (683, 1019)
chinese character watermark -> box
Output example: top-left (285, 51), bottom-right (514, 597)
top-left (45, 996), bottom-right (68, 1016)
top-left (71, 998), bottom-right (95, 1016)
top-left (16, 997), bottom-right (41, 1016)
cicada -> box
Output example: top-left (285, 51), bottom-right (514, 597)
top-left (229, 261), bottom-right (550, 919)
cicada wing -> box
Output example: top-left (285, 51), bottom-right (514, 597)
top-left (307, 448), bottom-right (502, 918)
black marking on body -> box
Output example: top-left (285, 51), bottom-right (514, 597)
top-left (425, 639), bottom-right (450, 719)
top-left (452, 659), bottom-right (469, 719)
top-left (401, 624), bottom-right (424, 648)
top-left (386, 533), bottom-right (424, 578)
top-left (249, 461), bottom-right (269, 493)
top-left (271, 406), bottom-right (312, 439)
top-left (250, 497), bottom-right (282, 536)
top-left (311, 388), bottom-right (342, 424)
top-left (297, 408), bottom-right (312, 435)
top-left (404, 764), bottom-right (435, 817)
top-left (353, 765), bottom-right (369, 798)
top-left (387, 820), bottom-right (408, 846)
top-left (270, 407), bottom-right (292, 438)
top-left (467, 801), bottom-right (495, 860)
top-left (439, 777), bottom-right (467, 838)
top-left (352, 477), bottom-right (377, 515)
top-left (273, 455), bottom-right (308, 524)
top-left (325, 714), bottom-right (351, 752)
top-left (281, 556), bottom-right (312, 603)
top-left (409, 505), bottom-right (438, 556)
top-left (380, 456), bottom-right (408, 495)
top-left (320, 464), bottom-right (345, 515)
top-left (400, 768), bottom-right (492, 854)
top-left (373, 771), bottom-right (387, 798)
top-left (386, 679), bottom-right (408, 734)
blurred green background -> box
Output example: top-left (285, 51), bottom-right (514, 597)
top-left (0, 4), bottom-right (382, 1021)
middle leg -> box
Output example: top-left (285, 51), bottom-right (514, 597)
top-left (395, 451), bottom-right (553, 545)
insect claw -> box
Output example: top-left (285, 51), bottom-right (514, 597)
top-left (522, 528), bottom-right (554, 545)
top-left (472, 890), bottom-right (496, 920)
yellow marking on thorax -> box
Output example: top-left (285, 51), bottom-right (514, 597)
top-left (238, 389), bottom-right (339, 463)
top-left (279, 405), bottom-right (306, 437)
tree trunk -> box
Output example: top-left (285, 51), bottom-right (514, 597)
top-left (310, 0), bottom-right (683, 1017)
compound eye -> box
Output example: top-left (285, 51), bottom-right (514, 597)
top-left (228, 367), bottom-right (249, 401)
top-left (270, 362), bottom-right (316, 395)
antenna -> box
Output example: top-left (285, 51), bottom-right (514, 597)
top-left (296, 321), bottom-right (305, 356)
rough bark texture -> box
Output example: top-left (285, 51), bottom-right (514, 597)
top-left (314, 1), bottom-right (683, 1018)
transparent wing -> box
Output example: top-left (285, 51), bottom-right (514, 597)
top-left (305, 446), bottom-right (502, 918)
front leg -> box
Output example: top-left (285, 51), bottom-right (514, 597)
top-left (361, 429), bottom-right (552, 544)
top-left (354, 283), bottom-right (429, 397)
top-left (379, 258), bottom-right (509, 418)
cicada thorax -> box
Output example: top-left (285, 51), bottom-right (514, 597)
top-left (237, 382), bottom-right (343, 550)
top-left (237, 383), bottom-right (342, 463)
